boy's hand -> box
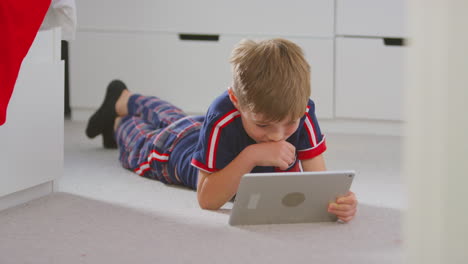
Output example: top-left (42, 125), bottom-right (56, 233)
top-left (328, 191), bottom-right (357, 223)
top-left (250, 141), bottom-right (296, 170)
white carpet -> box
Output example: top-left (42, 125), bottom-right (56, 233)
top-left (0, 120), bottom-right (405, 263)
top-left (0, 192), bottom-right (402, 264)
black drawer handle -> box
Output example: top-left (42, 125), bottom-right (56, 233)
top-left (179, 34), bottom-right (220, 42)
top-left (383, 38), bottom-right (405, 46)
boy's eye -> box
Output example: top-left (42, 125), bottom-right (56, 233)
top-left (256, 124), bottom-right (269, 128)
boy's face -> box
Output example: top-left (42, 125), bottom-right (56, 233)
top-left (228, 87), bottom-right (300, 143)
top-left (239, 110), bottom-right (300, 143)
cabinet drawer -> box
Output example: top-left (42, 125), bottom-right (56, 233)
top-left (336, 0), bottom-right (407, 37)
top-left (335, 37), bottom-right (406, 121)
top-left (71, 33), bottom-right (334, 117)
top-left (70, 32), bottom-right (232, 114)
top-left (77, 0), bottom-right (334, 37)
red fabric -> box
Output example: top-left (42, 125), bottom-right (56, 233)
top-left (0, 0), bottom-right (51, 125)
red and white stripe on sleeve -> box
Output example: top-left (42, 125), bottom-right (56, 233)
top-left (297, 106), bottom-right (326, 160)
top-left (191, 109), bottom-right (240, 173)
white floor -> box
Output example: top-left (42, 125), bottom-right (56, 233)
top-left (60, 120), bottom-right (406, 212)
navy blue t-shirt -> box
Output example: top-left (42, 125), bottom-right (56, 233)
top-left (191, 91), bottom-right (326, 173)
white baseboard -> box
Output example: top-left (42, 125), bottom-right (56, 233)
top-left (0, 181), bottom-right (54, 211)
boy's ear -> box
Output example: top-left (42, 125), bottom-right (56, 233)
top-left (228, 87), bottom-right (240, 109)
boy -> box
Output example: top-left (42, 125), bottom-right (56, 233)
top-left (86, 38), bottom-right (357, 222)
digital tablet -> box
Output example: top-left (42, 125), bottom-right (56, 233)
top-left (229, 170), bottom-right (355, 226)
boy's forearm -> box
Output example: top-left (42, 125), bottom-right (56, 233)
top-left (197, 146), bottom-right (257, 210)
top-left (300, 154), bottom-right (326, 171)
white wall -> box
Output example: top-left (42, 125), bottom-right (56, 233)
top-left (405, 0), bottom-right (468, 262)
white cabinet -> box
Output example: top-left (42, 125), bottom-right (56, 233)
top-left (0, 28), bottom-right (64, 210)
top-left (334, 0), bottom-right (407, 121)
top-left (71, 1), bottom-right (407, 133)
top-left (71, 32), bottom-right (334, 117)
top-left (71, 0), bottom-right (335, 119)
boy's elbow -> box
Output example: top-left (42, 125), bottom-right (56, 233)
top-left (197, 191), bottom-right (222, 210)
top-left (196, 173), bottom-right (225, 210)
top-left (198, 197), bottom-right (221, 210)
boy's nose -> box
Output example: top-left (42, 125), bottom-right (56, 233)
top-left (267, 132), bottom-right (284, 142)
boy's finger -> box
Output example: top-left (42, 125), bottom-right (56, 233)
top-left (337, 198), bottom-right (356, 205)
top-left (337, 192), bottom-right (357, 205)
top-left (278, 161), bottom-right (290, 171)
top-left (329, 207), bottom-right (357, 217)
top-left (328, 203), bottom-right (355, 212)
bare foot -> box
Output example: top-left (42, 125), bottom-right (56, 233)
top-left (114, 116), bottom-right (122, 132)
top-left (115, 89), bottom-right (131, 116)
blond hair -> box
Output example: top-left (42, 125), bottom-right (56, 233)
top-left (230, 38), bottom-right (311, 122)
